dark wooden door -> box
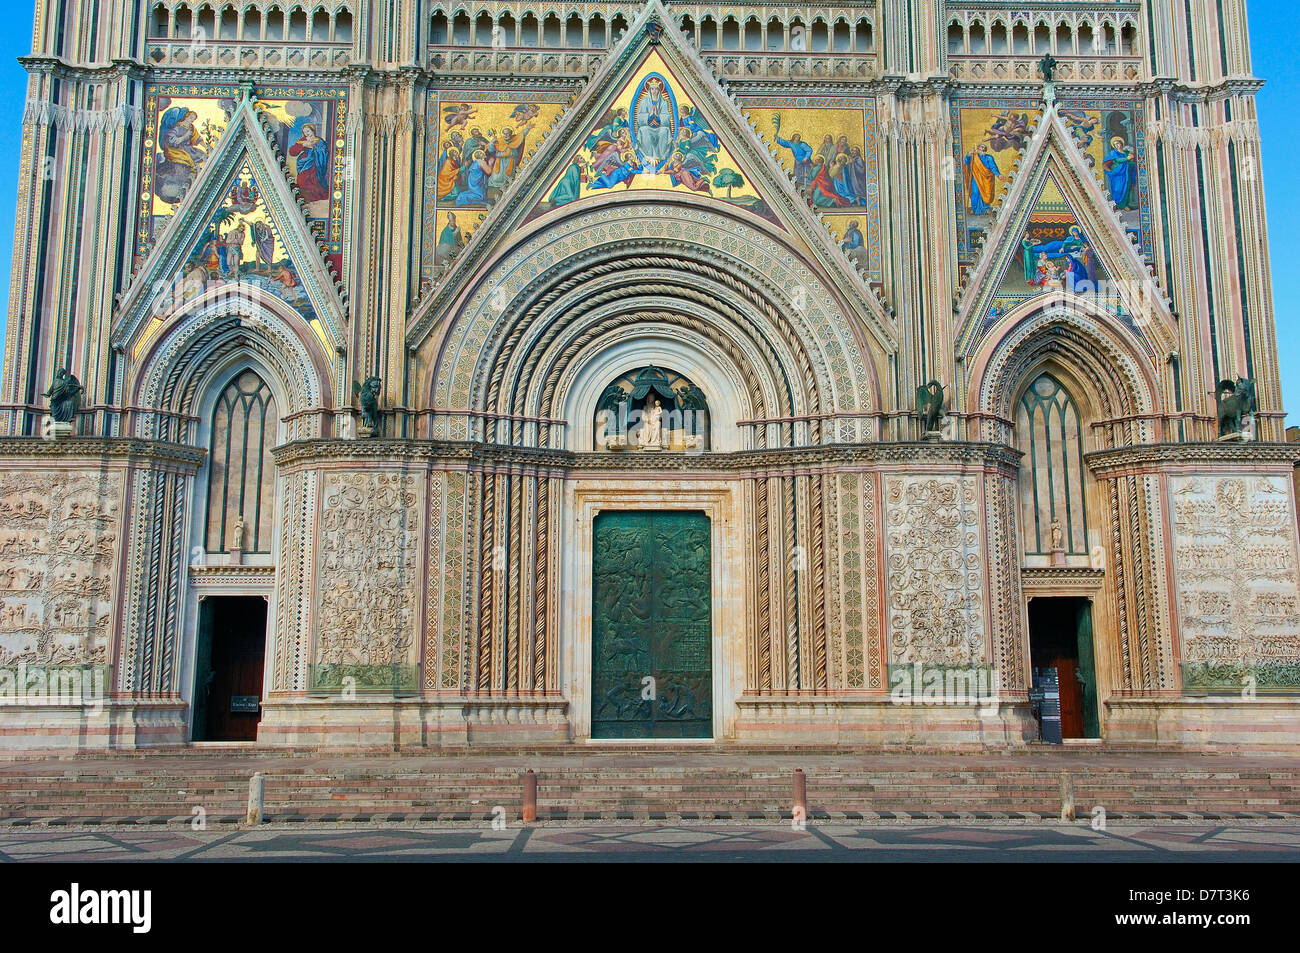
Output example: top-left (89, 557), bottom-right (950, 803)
top-left (199, 598), bottom-right (267, 742)
top-left (1054, 656), bottom-right (1084, 739)
top-left (591, 511), bottom-right (712, 739)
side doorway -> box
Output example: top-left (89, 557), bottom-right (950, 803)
top-left (1028, 596), bottom-right (1100, 741)
top-left (192, 596), bottom-right (268, 742)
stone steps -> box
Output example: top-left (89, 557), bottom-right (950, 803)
top-left (2, 748), bottom-right (1296, 820)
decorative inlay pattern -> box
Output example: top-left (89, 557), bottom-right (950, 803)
top-left (1171, 475), bottom-right (1300, 673)
top-left (0, 470), bottom-right (123, 666)
top-left (315, 472), bottom-right (422, 668)
top-left (884, 477), bottom-right (987, 666)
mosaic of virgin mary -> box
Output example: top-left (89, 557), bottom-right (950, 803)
top-left (154, 106), bottom-right (208, 204)
top-left (631, 74), bottom-right (678, 172)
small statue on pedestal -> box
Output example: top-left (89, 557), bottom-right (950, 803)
top-left (42, 368), bottom-right (84, 438)
top-left (638, 398), bottom-right (663, 451)
top-left (353, 376), bottom-right (383, 437)
top-left (1050, 519), bottom-right (1066, 566)
top-left (1215, 377), bottom-right (1256, 440)
top-left (916, 380), bottom-right (945, 438)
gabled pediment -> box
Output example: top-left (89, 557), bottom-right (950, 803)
top-left (955, 103), bottom-right (1175, 358)
top-left (407, 0), bottom-right (893, 352)
top-left (525, 47), bottom-right (779, 225)
top-left (112, 95), bottom-right (348, 363)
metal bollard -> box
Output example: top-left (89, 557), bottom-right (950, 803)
top-left (793, 768), bottom-right (807, 819)
top-left (246, 771), bottom-right (265, 826)
top-left (522, 769), bottom-right (537, 823)
top-left (1059, 769), bottom-right (1075, 821)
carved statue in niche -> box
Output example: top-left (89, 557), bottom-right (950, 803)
top-left (638, 398), bottom-right (663, 450)
top-left (1215, 377), bottom-right (1256, 440)
top-left (593, 365), bottom-right (710, 452)
top-left (229, 514), bottom-right (245, 551)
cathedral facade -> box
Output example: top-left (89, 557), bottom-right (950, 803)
top-left (1, 0), bottom-right (1297, 749)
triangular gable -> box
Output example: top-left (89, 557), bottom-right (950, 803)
top-left (408, 0), bottom-right (893, 350)
top-left (955, 104), bottom-right (1175, 358)
top-left (527, 48), bottom-right (778, 224)
top-left (112, 95), bottom-right (348, 361)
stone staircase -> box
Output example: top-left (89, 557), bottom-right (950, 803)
top-left (1, 746), bottom-right (1297, 823)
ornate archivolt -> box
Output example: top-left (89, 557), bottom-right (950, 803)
top-left (115, 296), bottom-right (333, 697)
top-left (422, 199), bottom-right (882, 442)
top-left (965, 298), bottom-right (1162, 441)
top-left (508, 287), bottom-right (805, 450)
top-left (970, 297), bottom-right (1180, 695)
top-left (131, 295), bottom-right (333, 441)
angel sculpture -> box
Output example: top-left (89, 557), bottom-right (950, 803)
top-left (353, 376), bottom-right (383, 436)
top-left (917, 380), bottom-right (945, 435)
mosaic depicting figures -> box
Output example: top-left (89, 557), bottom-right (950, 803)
top-left (531, 52), bottom-right (773, 223)
top-left (423, 94), bottom-right (566, 267)
top-left (435, 102), bottom-right (551, 205)
top-left (953, 101), bottom-right (1149, 262)
top-left (153, 102), bottom-right (222, 204)
top-left (137, 85), bottom-right (347, 275)
top-left (741, 97), bottom-right (882, 281)
top-left (163, 162), bottom-right (318, 327)
top-left (769, 111), bottom-right (873, 209)
top-left (954, 105), bottom-right (1043, 246)
top-left (983, 173), bottom-right (1108, 318)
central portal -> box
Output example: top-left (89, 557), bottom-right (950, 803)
top-left (591, 510), bottom-right (713, 739)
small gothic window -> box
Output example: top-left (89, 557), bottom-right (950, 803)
top-left (594, 365), bottom-right (710, 452)
top-left (205, 370), bottom-right (278, 554)
top-left (1016, 373), bottom-right (1088, 556)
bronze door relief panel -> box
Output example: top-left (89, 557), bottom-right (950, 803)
top-left (591, 510), bottom-right (713, 739)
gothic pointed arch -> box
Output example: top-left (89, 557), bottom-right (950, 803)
top-left (965, 295), bottom-right (1163, 443)
top-left (201, 365), bottom-right (280, 556)
top-left (130, 293), bottom-right (332, 442)
top-left (111, 94), bottom-right (348, 403)
top-left (408, 0), bottom-right (893, 353)
top-left (954, 104), bottom-right (1176, 366)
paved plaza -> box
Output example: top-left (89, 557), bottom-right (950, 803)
top-left (1, 820), bottom-right (1297, 862)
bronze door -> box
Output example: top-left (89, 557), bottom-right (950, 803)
top-left (591, 510), bottom-right (712, 739)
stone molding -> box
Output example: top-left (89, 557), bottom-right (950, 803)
top-left (0, 437), bottom-right (204, 470)
top-left (271, 437), bottom-right (1024, 472)
top-left (1086, 441), bottom-right (1300, 477)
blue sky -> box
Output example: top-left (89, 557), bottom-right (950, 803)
top-left (0, 3), bottom-right (1296, 421)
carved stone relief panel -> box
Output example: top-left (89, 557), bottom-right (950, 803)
top-left (884, 476), bottom-right (987, 666)
top-left (0, 470), bottom-right (124, 666)
top-left (315, 472), bottom-right (422, 669)
top-left (1170, 474), bottom-right (1300, 680)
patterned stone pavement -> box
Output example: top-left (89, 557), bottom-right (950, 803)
top-left (1, 821), bottom-right (1297, 862)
